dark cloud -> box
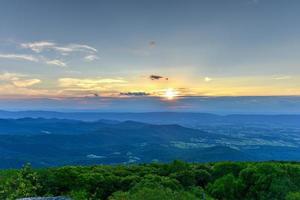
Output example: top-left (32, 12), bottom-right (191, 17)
top-left (120, 92), bottom-right (150, 96)
top-left (150, 75), bottom-right (168, 80)
top-left (149, 41), bottom-right (156, 48)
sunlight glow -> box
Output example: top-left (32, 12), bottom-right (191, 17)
top-left (163, 88), bottom-right (178, 100)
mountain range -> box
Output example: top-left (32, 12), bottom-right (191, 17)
top-left (0, 110), bottom-right (299, 127)
top-left (0, 115), bottom-right (299, 168)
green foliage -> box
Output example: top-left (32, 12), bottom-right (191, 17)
top-left (132, 174), bottom-right (182, 191)
top-left (286, 192), bottom-right (300, 200)
top-left (69, 189), bottom-right (89, 200)
top-left (0, 163), bottom-right (41, 200)
top-left (208, 173), bottom-right (240, 200)
top-left (1, 161), bottom-right (300, 200)
top-left (109, 186), bottom-right (198, 200)
top-left (211, 162), bottom-right (244, 179)
top-left (170, 170), bottom-right (196, 187)
top-left (194, 169), bottom-right (211, 187)
top-left (238, 163), bottom-right (296, 200)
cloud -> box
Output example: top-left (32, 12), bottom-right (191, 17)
top-left (84, 55), bottom-right (99, 61)
top-left (0, 72), bottom-right (25, 81)
top-left (46, 59), bottom-right (67, 67)
top-left (150, 75), bottom-right (168, 80)
top-left (0, 72), bottom-right (41, 88)
top-left (21, 41), bottom-right (98, 54)
top-left (59, 78), bottom-right (127, 89)
top-left (21, 41), bottom-right (55, 53)
top-left (149, 41), bottom-right (156, 48)
top-left (66, 44), bottom-right (98, 53)
top-left (52, 44), bottom-right (98, 54)
top-left (0, 53), bottom-right (68, 67)
top-left (120, 92), bottom-right (150, 96)
top-left (12, 79), bottom-right (41, 87)
top-left (0, 84), bottom-right (48, 97)
top-left (0, 54), bottom-right (39, 62)
top-left (1, 41), bottom-right (99, 68)
top-left (204, 77), bottom-right (212, 82)
top-left (19, 40), bottom-right (99, 65)
top-left (273, 76), bottom-right (292, 80)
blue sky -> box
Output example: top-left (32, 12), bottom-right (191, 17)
top-left (0, 0), bottom-right (299, 112)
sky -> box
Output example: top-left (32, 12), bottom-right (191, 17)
top-left (0, 0), bottom-right (300, 112)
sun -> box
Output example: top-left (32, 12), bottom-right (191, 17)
top-left (163, 88), bottom-right (178, 100)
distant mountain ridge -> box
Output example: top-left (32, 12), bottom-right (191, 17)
top-left (0, 117), bottom-right (299, 168)
top-left (0, 110), bottom-right (299, 127)
top-left (0, 118), bottom-right (249, 168)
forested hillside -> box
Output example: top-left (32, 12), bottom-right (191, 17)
top-left (1, 118), bottom-right (300, 168)
top-left (1, 161), bottom-right (300, 200)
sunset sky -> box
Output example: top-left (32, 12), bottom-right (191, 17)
top-left (0, 0), bottom-right (300, 112)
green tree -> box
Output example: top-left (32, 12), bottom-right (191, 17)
top-left (0, 163), bottom-right (41, 200)
top-left (195, 169), bottom-right (211, 187)
top-left (211, 162), bottom-right (244, 180)
top-left (239, 163), bottom-right (294, 200)
top-left (109, 186), bottom-right (198, 200)
top-left (69, 189), bottom-right (89, 200)
top-left (208, 173), bottom-right (238, 200)
top-left (171, 170), bottom-right (196, 187)
top-left (133, 174), bottom-right (182, 191)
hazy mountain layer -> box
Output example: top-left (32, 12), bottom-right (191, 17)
top-left (0, 118), bottom-right (299, 168)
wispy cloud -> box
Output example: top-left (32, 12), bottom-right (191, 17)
top-left (18, 40), bottom-right (100, 66)
top-left (273, 76), bottom-right (292, 80)
top-left (0, 54), bottom-right (39, 62)
top-left (0, 53), bottom-right (68, 67)
top-left (59, 78), bottom-right (127, 89)
top-left (46, 59), bottom-right (67, 67)
top-left (84, 55), bottom-right (99, 61)
top-left (0, 72), bottom-right (25, 81)
top-left (0, 84), bottom-right (48, 97)
top-left (21, 41), bottom-right (98, 55)
top-left (65, 44), bottom-right (98, 53)
top-left (1, 41), bottom-right (99, 68)
top-left (0, 72), bottom-right (41, 88)
top-left (21, 41), bottom-right (55, 53)
top-left (12, 79), bottom-right (41, 87)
